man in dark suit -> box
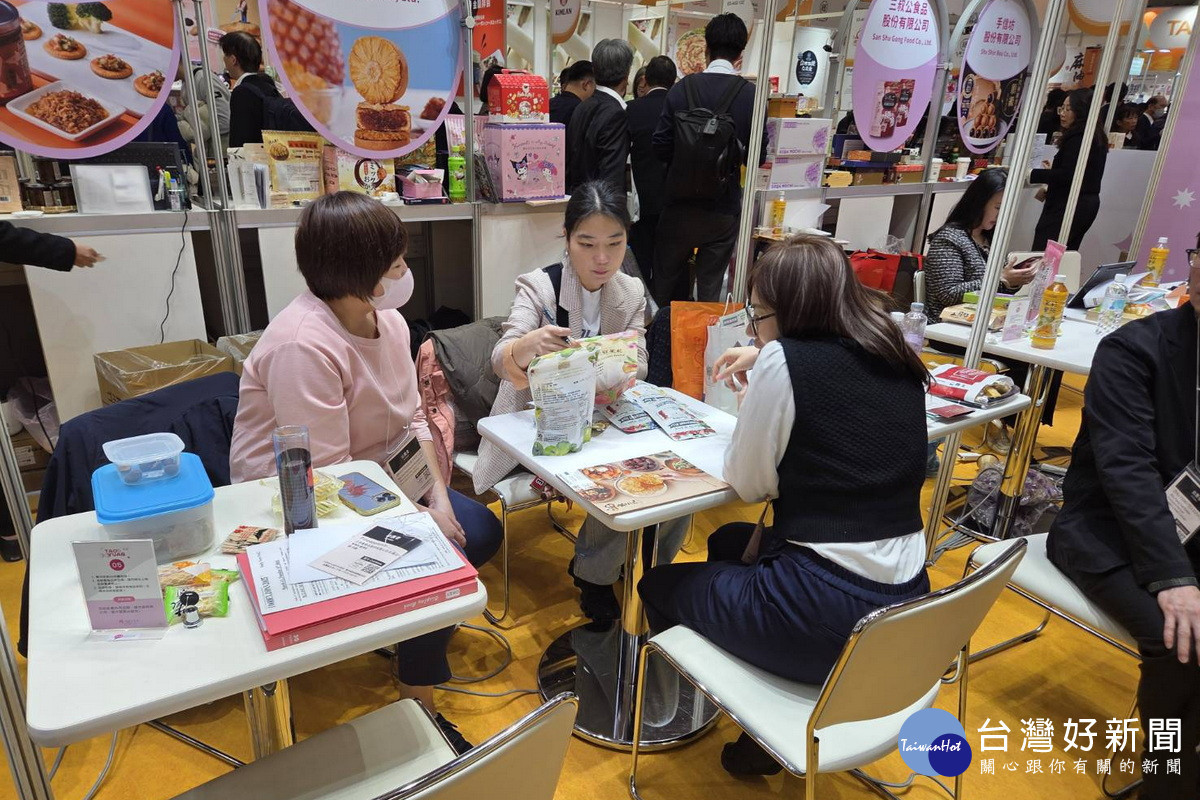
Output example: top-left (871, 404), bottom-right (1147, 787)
top-left (221, 31), bottom-right (281, 147)
top-left (651, 13), bottom-right (760, 304)
top-left (1135, 94), bottom-right (1168, 151)
top-left (626, 56), bottom-right (676, 285)
top-left (1047, 252), bottom-right (1200, 799)
top-left (565, 40), bottom-right (633, 194)
top-left (549, 61), bottom-right (594, 128)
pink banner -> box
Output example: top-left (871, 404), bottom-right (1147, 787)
top-left (957, 0), bottom-right (1032, 155)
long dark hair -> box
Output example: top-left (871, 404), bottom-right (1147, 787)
top-left (943, 167), bottom-right (1006, 241)
top-left (1063, 89), bottom-right (1107, 149)
top-left (563, 180), bottom-right (630, 238)
top-left (747, 235), bottom-right (929, 385)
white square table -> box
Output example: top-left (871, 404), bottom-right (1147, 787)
top-left (25, 461), bottom-right (486, 768)
top-left (477, 387), bottom-right (1029, 751)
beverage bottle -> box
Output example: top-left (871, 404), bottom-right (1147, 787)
top-left (1145, 236), bottom-right (1169, 287)
top-left (1096, 275), bottom-right (1129, 336)
top-left (769, 192), bottom-right (786, 236)
top-left (1031, 274), bottom-right (1070, 349)
top-left (447, 146), bottom-right (466, 202)
top-left (272, 425), bottom-right (316, 534)
top-left (900, 302), bottom-right (927, 354)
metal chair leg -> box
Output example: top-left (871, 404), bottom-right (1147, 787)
top-left (146, 721), bottom-right (245, 767)
top-left (483, 498), bottom-right (513, 628)
top-left (966, 610), bottom-right (1052, 664)
top-left (548, 500), bottom-right (575, 542)
top-left (627, 641), bottom-right (655, 800)
top-left (1102, 697), bottom-right (1143, 798)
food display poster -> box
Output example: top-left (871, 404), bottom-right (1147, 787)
top-left (956, 0), bottom-right (1031, 155)
top-left (557, 450), bottom-right (727, 516)
top-left (669, 16), bottom-right (707, 77)
top-left (471, 0), bottom-right (504, 73)
top-left (261, 0), bottom-right (463, 160)
top-left (0, 1), bottom-right (179, 159)
top-left (851, 0), bottom-right (939, 152)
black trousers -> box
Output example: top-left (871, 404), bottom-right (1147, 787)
top-left (1073, 558), bottom-right (1200, 800)
top-left (629, 213), bottom-right (660, 287)
top-left (1033, 194), bottom-right (1101, 252)
top-left (653, 205), bottom-right (739, 306)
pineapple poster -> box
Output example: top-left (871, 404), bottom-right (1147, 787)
top-left (263, 0), bottom-right (463, 160)
top-left (0, 1), bottom-right (179, 158)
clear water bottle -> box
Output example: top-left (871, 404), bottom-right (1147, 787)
top-left (1096, 274), bottom-right (1129, 336)
top-left (900, 302), bottom-right (927, 354)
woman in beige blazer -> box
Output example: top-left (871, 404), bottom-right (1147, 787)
top-left (474, 181), bottom-right (689, 621)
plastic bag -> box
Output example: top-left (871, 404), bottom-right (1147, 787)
top-left (528, 347), bottom-right (595, 456)
top-left (929, 364), bottom-right (1017, 406)
top-left (6, 377), bottom-right (58, 452)
top-left (703, 309), bottom-right (751, 415)
top-left (573, 330), bottom-right (639, 406)
top-left (670, 301), bottom-right (737, 400)
top-left (967, 466), bottom-right (1062, 538)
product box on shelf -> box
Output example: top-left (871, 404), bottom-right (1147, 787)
top-left (767, 95), bottom-right (798, 118)
top-left (0, 153), bottom-right (22, 213)
top-left (849, 166), bottom-right (889, 186)
top-left (482, 123), bottom-right (565, 202)
top-left (94, 340), bottom-right (235, 406)
top-left (893, 164), bottom-right (925, 184)
top-left (321, 146), bottom-right (396, 198)
top-left (756, 156), bottom-right (824, 191)
top-left (765, 118), bottom-right (832, 157)
top-left (11, 430), bottom-right (49, 472)
top-left (487, 70), bottom-right (550, 123)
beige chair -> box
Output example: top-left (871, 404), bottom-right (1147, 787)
top-left (171, 693), bottom-right (577, 800)
top-left (629, 539), bottom-right (1026, 800)
top-left (967, 533), bottom-right (1139, 798)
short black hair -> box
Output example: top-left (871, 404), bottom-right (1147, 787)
top-left (705, 13), bottom-right (748, 63)
top-left (564, 180), bottom-right (629, 238)
top-left (558, 67), bottom-right (569, 88)
top-left (564, 60), bottom-right (594, 86)
top-left (295, 192), bottom-right (408, 301)
top-left (479, 64), bottom-right (503, 103)
top-left (944, 167), bottom-right (1007, 240)
top-left (220, 31), bottom-right (261, 73)
top-left (644, 56), bottom-right (676, 90)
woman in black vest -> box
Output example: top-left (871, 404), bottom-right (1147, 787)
top-left (638, 234), bottom-right (932, 775)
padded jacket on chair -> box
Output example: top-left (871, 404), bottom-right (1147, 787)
top-left (19, 371), bottom-right (241, 655)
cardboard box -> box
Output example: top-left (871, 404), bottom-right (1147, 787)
top-left (487, 70), bottom-right (550, 123)
top-left (95, 340), bottom-right (235, 406)
top-left (767, 96), bottom-right (798, 118)
top-left (482, 123), bottom-right (565, 202)
top-left (21, 467), bottom-right (44, 494)
top-left (10, 430), bottom-right (50, 472)
top-left (893, 164), bottom-right (926, 184)
top-left (321, 146), bottom-right (396, 198)
top-left (757, 156), bottom-right (824, 191)
top-left (0, 153), bottom-right (23, 213)
top-left (215, 331), bottom-right (262, 376)
top-left (850, 168), bottom-right (888, 186)
top-left (765, 118), bottom-right (831, 157)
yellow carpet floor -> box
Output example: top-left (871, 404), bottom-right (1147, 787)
top-left (0, 374), bottom-right (1141, 800)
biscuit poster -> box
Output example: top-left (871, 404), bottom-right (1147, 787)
top-left (262, 0), bottom-right (463, 160)
top-left (0, 0), bottom-right (179, 158)
top-left (957, 0), bottom-right (1034, 155)
top-left (850, 0), bottom-right (939, 152)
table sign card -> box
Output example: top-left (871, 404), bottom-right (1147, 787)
top-left (72, 539), bottom-right (168, 641)
top-left (1001, 297), bottom-right (1031, 342)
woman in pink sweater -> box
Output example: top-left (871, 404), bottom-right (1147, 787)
top-left (229, 192), bottom-right (501, 753)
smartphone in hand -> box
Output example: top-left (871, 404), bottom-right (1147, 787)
top-left (338, 472), bottom-right (403, 516)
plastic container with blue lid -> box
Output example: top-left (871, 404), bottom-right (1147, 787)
top-left (92, 452), bottom-right (215, 563)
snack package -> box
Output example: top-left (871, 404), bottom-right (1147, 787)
top-left (268, 469), bottom-right (342, 518)
top-left (163, 580), bottom-right (230, 625)
top-left (601, 396), bottom-right (655, 433)
top-left (321, 145), bottom-right (396, 197)
top-left (573, 330), bottom-right (639, 405)
top-left (625, 382), bottom-right (716, 441)
top-left (528, 347), bottom-right (596, 456)
top-left (929, 364), bottom-right (1018, 406)
top-left (262, 131), bottom-right (325, 208)
top-left (220, 525), bottom-right (281, 554)
top-left (157, 561), bottom-right (213, 587)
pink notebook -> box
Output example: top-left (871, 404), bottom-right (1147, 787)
top-left (236, 550), bottom-right (479, 651)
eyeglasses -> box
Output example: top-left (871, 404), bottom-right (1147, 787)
top-left (1188, 248), bottom-right (1200, 268)
top-left (745, 303), bottom-right (775, 338)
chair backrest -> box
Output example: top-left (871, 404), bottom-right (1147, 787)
top-left (383, 693), bottom-right (578, 800)
top-left (810, 539), bottom-right (1026, 731)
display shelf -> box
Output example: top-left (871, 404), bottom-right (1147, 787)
top-left (0, 209), bottom-right (213, 237)
top-left (233, 202), bottom-right (475, 229)
top-left (823, 183), bottom-right (928, 199)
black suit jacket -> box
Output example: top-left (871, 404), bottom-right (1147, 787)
top-left (565, 90), bottom-right (628, 194)
top-left (1134, 113), bottom-right (1160, 150)
top-left (228, 73), bottom-right (280, 147)
top-left (627, 89), bottom-right (669, 217)
top-left (1048, 306), bottom-right (1200, 589)
top-left (1029, 127), bottom-right (1107, 205)
top-left (549, 91), bottom-right (582, 127)
top-left (0, 221), bottom-right (75, 270)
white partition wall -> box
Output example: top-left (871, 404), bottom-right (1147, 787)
top-left (478, 206), bottom-right (566, 318)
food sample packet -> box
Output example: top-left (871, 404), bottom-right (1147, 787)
top-left (625, 382), bottom-right (716, 441)
top-left (528, 347), bottom-right (596, 456)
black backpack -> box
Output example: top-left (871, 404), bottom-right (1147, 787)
top-left (665, 75), bottom-right (747, 201)
top-left (242, 79), bottom-right (315, 134)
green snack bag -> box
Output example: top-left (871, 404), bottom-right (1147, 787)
top-left (164, 580), bottom-right (231, 625)
top-left (528, 346), bottom-right (596, 456)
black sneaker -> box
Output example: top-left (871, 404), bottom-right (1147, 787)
top-left (720, 733), bottom-right (783, 776)
top-left (568, 558), bottom-right (620, 622)
top-left (435, 713), bottom-right (473, 755)
top-left (0, 536), bottom-right (22, 563)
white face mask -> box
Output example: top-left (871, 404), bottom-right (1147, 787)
top-left (370, 269), bottom-right (414, 309)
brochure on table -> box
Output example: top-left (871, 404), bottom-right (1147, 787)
top-left (557, 450), bottom-right (727, 516)
top-left (72, 538), bottom-right (168, 641)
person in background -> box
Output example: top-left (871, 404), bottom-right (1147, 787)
top-left (652, 13), bottom-right (760, 304)
top-left (221, 31), bottom-right (280, 147)
top-left (1031, 89), bottom-right (1107, 251)
top-left (1046, 242), bottom-right (1200, 800)
top-left (1038, 88), bottom-right (1068, 137)
top-left (639, 235), bottom-right (930, 776)
top-left (473, 182), bottom-right (689, 621)
top-left (631, 66), bottom-right (648, 100)
top-left (1097, 81), bottom-right (1128, 129)
top-left (1111, 103), bottom-right (1141, 147)
top-left (477, 64), bottom-right (502, 114)
top-left (1136, 94), bottom-right (1168, 151)
top-left (176, 59), bottom-right (231, 156)
top-left (549, 60), bottom-right (594, 128)
top-left (627, 55), bottom-right (677, 285)
top-left (565, 40), bottom-right (634, 194)
top-left (229, 192), bottom-right (502, 754)
top-left (835, 110), bottom-right (859, 136)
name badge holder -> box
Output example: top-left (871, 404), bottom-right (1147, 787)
top-left (386, 433), bottom-right (436, 505)
top-left (1166, 330), bottom-right (1200, 545)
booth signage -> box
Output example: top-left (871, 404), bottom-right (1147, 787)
top-left (957, 0), bottom-right (1032, 155)
top-left (551, 0), bottom-right (582, 45)
top-left (1147, 6), bottom-right (1195, 52)
top-left (73, 539), bottom-right (168, 637)
top-left (851, 0), bottom-right (940, 152)
top-left (797, 49), bottom-right (818, 85)
top-left (472, 0), bottom-right (505, 73)
top-left (1067, 0), bottom-right (1140, 37)
top-left (0, 0), bottom-right (180, 159)
top-left (262, 0), bottom-right (463, 160)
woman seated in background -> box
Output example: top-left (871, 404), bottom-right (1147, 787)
top-left (638, 235), bottom-right (931, 776)
top-left (229, 191), bottom-right (502, 753)
top-left (473, 181), bottom-right (689, 622)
